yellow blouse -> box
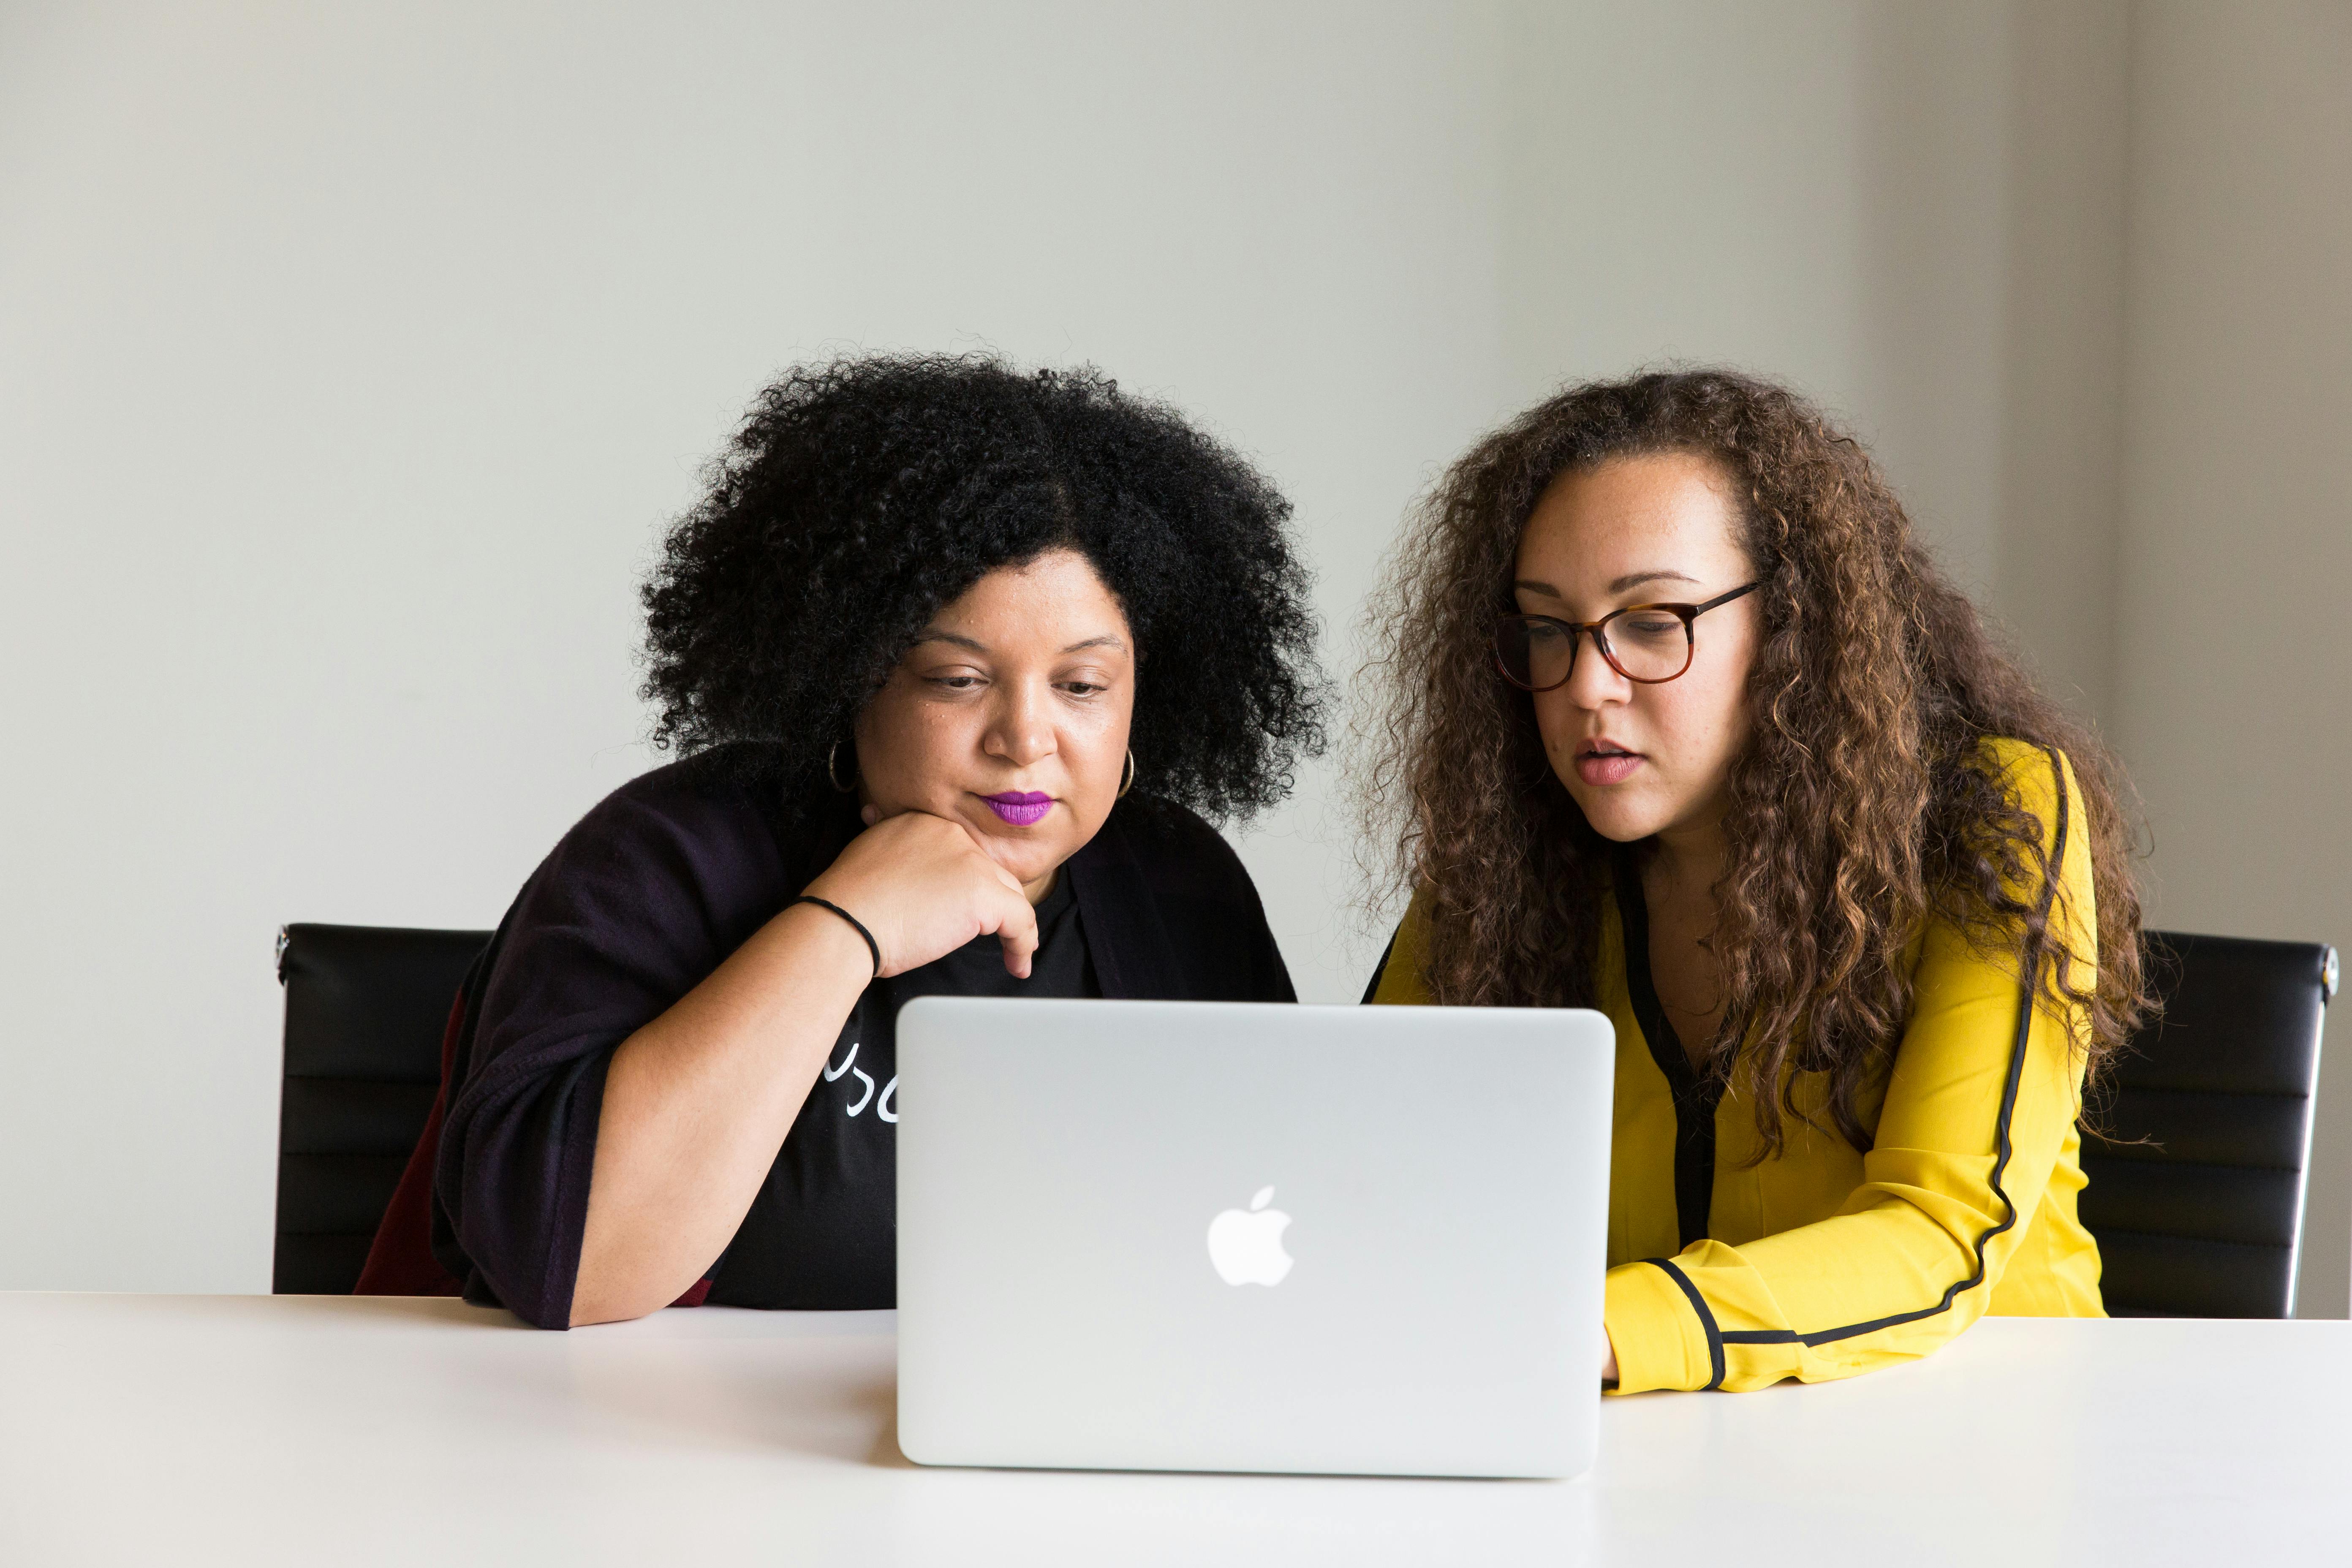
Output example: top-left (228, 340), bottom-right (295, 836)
top-left (1369, 739), bottom-right (2104, 1392)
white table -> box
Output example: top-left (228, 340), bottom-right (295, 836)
top-left (2, 1294), bottom-right (2344, 1565)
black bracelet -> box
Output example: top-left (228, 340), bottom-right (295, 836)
top-left (792, 895), bottom-right (881, 980)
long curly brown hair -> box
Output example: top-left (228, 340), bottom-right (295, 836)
top-left (1359, 369), bottom-right (2151, 1158)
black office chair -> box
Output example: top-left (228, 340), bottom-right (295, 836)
top-left (273, 923), bottom-right (491, 1294)
top-left (2078, 930), bottom-right (2336, 1318)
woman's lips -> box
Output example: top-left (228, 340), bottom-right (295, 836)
top-left (982, 791), bottom-right (1054, 826)
top-left (1573, 746), bottom-right (1643, 787)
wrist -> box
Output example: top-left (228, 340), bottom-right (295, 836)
top-left (780, 895), bottom-right (882, 981)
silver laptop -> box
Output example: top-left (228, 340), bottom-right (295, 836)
top-left (894, 998), bottom-right (1615, 1479)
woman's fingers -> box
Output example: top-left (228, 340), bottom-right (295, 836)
top-left (806, 809), bottom-right (1056, 978)
top-left (936, 819), bottom-right (1041, 976)
top-left (993, 885), bottom-right (1042, 979)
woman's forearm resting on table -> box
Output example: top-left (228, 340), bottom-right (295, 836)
top-left (569, 902), bottom-right (873, 1325)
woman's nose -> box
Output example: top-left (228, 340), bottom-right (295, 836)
top-left (985, 682), bottom-right (1056, 765)
top-left (1562, 628), bottom-right (1631, 709)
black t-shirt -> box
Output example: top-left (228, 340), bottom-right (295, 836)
top-left (431, 746), bottom-right (1294, 1328)
top-left (707, 872), bottom-right (1098, 1307)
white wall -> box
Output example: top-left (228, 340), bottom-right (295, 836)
top-left (4, 0), bottom-right (2344, 1313)
top-left (2113, 0), bottom-right (2352, 1317)
top-left (1502, 0), bottom-right (2131, 713)
top-left (0, 0), bottom-right (1510, 1291)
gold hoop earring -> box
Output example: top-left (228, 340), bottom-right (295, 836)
top-left (1118, 747), bottom-right (1136, 799)
top-left (827, 743), bottom-right (857, 794)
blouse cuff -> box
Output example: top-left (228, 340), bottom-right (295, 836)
top-left (1603, 1261), bottom-right (1714, 1394)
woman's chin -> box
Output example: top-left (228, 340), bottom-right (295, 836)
top-left (966, 830), bottom-right (1071, 896)
top-left (1563, 783), bottom-right (1667, 845)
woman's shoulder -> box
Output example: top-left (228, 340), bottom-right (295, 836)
top-left (518, 744), bottom-right (843, 929)
top-left (1937, 736), bottom-right (2098, 962)
top-left (472, 747), bottom-right (824, 1019)
top-left (1971, 734), bottom-right (2074, 789)
top-left (597, 742), bottom-right (788, 821)
top-left (1366, 889), bottom-right (1436, 1005)
top-left (1966, 736), bottom-right (2087, 853)
top-left (559, 745), bottom-right (786, 864)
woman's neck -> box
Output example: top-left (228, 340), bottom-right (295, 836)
top-left (1638, 810), bottom-right (1735, 1068)
top-left (1645, 814), bottom-right (1729, 908)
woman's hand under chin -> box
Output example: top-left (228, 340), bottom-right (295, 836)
top-left (801, 807), bottom-right (1045, 980)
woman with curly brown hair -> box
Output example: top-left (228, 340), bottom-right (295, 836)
top-left (1360, 368), bottom-right (2150, 1393)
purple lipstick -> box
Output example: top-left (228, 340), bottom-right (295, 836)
top-left (982, 791), bottom-right (1053, 826)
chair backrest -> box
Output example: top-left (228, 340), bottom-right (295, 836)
top-left (274, 922), bottom-right (491, 1294)
top-left (2078, 929), bottom-right (2336, 1318)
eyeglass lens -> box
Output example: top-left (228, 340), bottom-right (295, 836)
top-left (1496, 608), bottom-right (1691, 688)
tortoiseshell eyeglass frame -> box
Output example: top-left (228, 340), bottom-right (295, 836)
top-left (1493, 581), bottom-right (1761, 690)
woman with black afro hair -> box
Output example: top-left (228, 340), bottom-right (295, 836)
top-left (360, 356), bottom-right (1326, 1327)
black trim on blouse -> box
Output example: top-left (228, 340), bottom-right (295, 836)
top-left (1359, 932), bottom-right (1398, 1006)
top-left (1645, 1255), bottom-right (1727, 1390)
top-left (1614, 853), bottom-right (1724, 1251)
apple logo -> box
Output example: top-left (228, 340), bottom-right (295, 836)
top-left (1206, 1185), bottom-right (1294, 1286)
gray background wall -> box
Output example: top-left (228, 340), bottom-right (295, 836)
top-left (3, 1), bottom-right (2347, 1315)
top-left (2112, 1), bottom-right (2352, 1318)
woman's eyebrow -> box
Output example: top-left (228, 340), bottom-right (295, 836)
top-left (1514, 569), bottom-right (1700, 601)
top-left (913, 630), bottom-right (1127, 654)
top-left (1607, 569), bottom-right (1700, 593)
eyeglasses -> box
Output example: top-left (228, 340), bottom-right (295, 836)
top-left (1493, 582), bottom-right (1759, 690)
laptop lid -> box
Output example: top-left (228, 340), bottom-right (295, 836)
top-left (895, 998), bottom-right (1615, 1478)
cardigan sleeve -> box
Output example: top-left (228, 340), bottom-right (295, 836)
top-left (1607, 742), bottom-right (2099, 1392)
top-left (432, 773), bottom-right (791, 1327)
